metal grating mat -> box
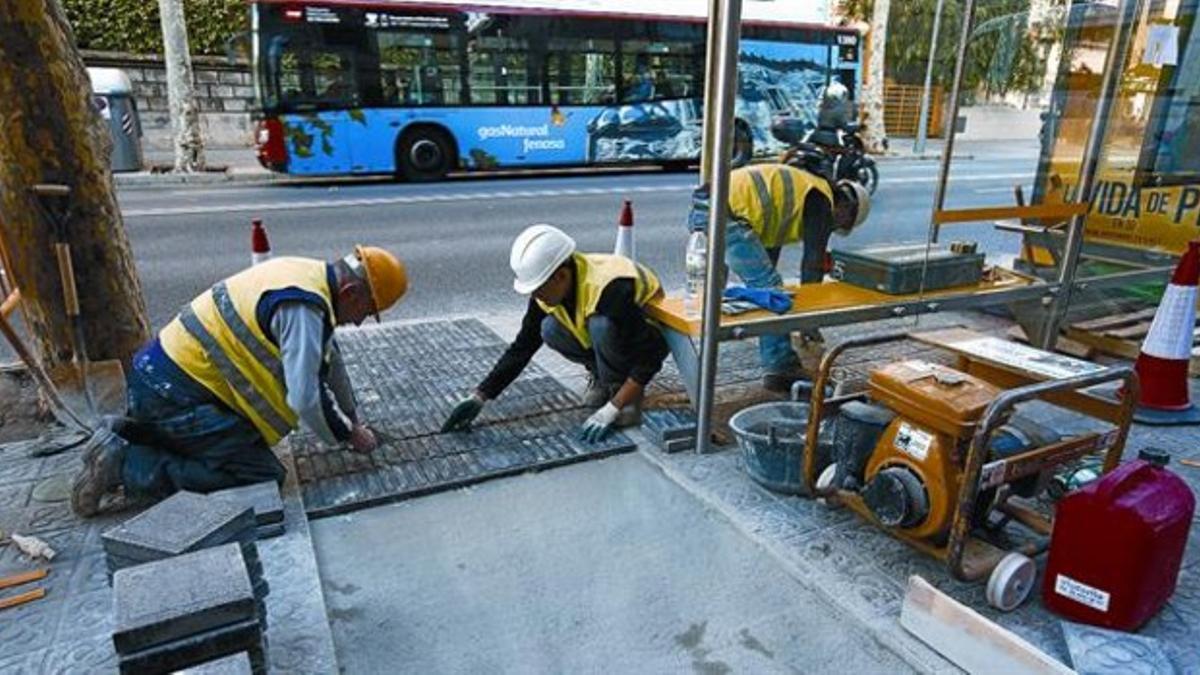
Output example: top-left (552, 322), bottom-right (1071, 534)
top-left (291, 319), bottom-right (636, 518)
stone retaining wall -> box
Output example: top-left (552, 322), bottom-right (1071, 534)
top-left (82, 50), bottom-right (256, 152)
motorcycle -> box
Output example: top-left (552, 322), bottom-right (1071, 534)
top-left (770, 117), bottom-right (880, 195)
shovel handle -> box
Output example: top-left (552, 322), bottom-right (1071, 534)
top-left (55, 244), bottom-right (79, 317)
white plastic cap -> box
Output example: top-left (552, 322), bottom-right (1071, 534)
top-left (87, 67), bottom-right (133, 95)
top-left (510, 224), bottom-right (576, 294)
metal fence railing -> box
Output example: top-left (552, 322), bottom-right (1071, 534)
top-left (885, 81), bottom-right (945, 139)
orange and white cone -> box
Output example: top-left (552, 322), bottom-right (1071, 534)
top-left (1129, 239), bottom-right (1200, 425)
top-left (251, 218), bottom-right (272, 266)
top-left (614, 200), bottom-right (635, 260)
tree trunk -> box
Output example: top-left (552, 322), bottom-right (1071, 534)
top-left (158, 0), bottom-right (206, 172)
top-left (862, 0), bottom-right (890, 153)
top-left (0, 0), bottom-right (150, 368)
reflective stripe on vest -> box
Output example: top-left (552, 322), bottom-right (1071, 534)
top-left (212, 282), bottom-right (285, 385)
top-left (729, 165), bottom-right (834, 249)
top-left (178, 305), bottom-right (294, 441)
top-left (158, 257), bottom-right (334, 446)
top-left (537, 253), bottom-right (662, 350)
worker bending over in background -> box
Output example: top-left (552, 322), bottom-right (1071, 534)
top-left (71, 247), bottom-right (407, 517)
top-left (688, 163), bottom-right (870, 393)
top-left (442, 224), bottom-right (669, 442)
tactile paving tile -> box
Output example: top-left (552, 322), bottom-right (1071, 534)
top-left (296, 410), bottom-right (636, 518)
top-left (293, 319), bottom-right (634, 518)
top-left (642, 408), bottom-right (699, 453)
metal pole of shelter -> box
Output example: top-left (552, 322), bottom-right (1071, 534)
top-left (913, 0), bottom-right (946, 156)
top-left (929, 0), bottom-right (976, 245)
top-left (1039, 0), bottom-right (1140, 349)
top-left (694, 0), bottom-right (743, 453)
top-left (699, 0), bottom-right (724, 184)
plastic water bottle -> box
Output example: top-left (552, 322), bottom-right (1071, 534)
top-left (684, 230), bottom-right (707, 317)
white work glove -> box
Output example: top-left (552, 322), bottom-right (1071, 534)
top-left (579, 402), bottom-right (620, 443)
top-left (349, 423), bottom-right (378, 454)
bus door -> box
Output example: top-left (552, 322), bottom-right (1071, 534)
top-left (267, 33), bottom-right (359, 174)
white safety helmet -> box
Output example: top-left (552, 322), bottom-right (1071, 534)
top-left (510, 224), bottom-right (576, 294)
top-left (824, 80), bottom-right (849, 101)
top-left (834, 180), bottom-right (871, 235)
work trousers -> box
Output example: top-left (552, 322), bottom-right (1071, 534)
top-left (540, 314), bottom-right (664, 386)
top-left (726, 210), bottom-right (833, 373)
top-left (120, 347), bottom-right (286, 499)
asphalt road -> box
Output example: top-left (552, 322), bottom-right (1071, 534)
top-left (117, 146), bottom-right (1045, 329)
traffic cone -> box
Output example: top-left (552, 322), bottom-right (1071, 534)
top-left (1128, 240), bottom-right (1200, 425)
top-left (614, 200), bottom-right (635, 260)
top-left (251, 218), bottom-right (272, 266)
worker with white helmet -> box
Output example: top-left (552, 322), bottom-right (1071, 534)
top-left (442, 225), bottom-right (668, 441)
top-left (72, 246), bottom-right (408, 517)
top-left (688, 163), bottom-right (870, 393)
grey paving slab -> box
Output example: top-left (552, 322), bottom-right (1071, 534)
top-left (642, 408), bottom-right (699, 452)
top-left (117, 618), bottom-right (265, 675)
top-left (113, 543), bottom-right (257, 654)
top-left (1061, 621), bottom-right (1176, 675)
top-left (176, 651), bottom-right (255, 675)
top-left (209, 482), bottom-right (285, 526)
top-left (0, 432), bottom-right (337, 675)
top-left (101, 491), bottom-right (255, 562)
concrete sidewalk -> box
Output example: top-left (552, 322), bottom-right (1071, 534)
top-left (312, 452), bottom-right (915, 674)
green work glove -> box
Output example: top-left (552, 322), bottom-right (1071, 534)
top-left (442, 393), bottom-right (484, 432)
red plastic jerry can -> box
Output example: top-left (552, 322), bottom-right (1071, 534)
top-left (1043, 449), bottom-right (1196, 630)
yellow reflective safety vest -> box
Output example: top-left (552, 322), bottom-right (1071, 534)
top-left (158, 258), bottom-right (335, 446)
top-left (536, 253), bottom-right (662, 349)
top-left (728, 164), bottom-right (834, 249)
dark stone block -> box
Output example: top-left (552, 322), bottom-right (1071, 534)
top-left (102, 491), bottom-right (255, 562)
top-left (118, 618), bottom-right (265, 675)
top-left (112, 543), bottom-right (256, 654)
top-left (209, 482), bottom-right (284, 526)
top-left (174, 651), bottom-right (254, 675)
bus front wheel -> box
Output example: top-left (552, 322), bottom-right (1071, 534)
top-left (397, 128), bottom-right (454, 182)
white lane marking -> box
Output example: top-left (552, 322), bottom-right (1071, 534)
top-left (122, 184), bottom-right (695, 217)
top-left (123, 172), bottom-right (1030, 218)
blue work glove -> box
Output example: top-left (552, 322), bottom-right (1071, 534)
top-left (723, 286), bottom-right (793, 314)
top-left (579, 402), bottom-right (619, 443)
top-left (687, 184), bottom-right (710, 233)
top-left (442, 393), bottom-right (484, 432)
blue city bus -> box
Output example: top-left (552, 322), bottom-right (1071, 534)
top-left (250, 0), bottom-right (861, 180)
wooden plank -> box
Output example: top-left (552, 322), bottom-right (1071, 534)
top-left (0, 587), bottom-right (46, 611)
top-left (900, 576), bottom-right (1076, 675)
top-left (0, 569), bottom-right (47, 590)
top-left (1071, 308), bottom-right (1157, 332)
top-left (1006, 325), bottom-right (1095, 360)
top-left (1106, 322), bottom-right (1151, 340)
top-left (935, 203), bottom-right (1088, 226)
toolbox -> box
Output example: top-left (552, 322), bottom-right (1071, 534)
top-left (830, 242), bottom-right (985, 294)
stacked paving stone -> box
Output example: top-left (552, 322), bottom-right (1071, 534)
top-left (210, 481), bottom-right (286, 539)
top-left (112, 544), bottom-right (266, 674)
top-left (102, 491), bottom-right (270, 629)
top-left (176, 652), bottom-right (255, 674)
top-left (642, 408), bottom-right (699, 453)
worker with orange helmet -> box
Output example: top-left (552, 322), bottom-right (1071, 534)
top-left (71, 246), bottom-right (407, 517)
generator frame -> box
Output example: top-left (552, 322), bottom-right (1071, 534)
top-left (800, 330), bottom-right (1138, 583)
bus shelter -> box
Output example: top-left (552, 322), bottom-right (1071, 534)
top-left (675, 0), bottom-right (1195, 451)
